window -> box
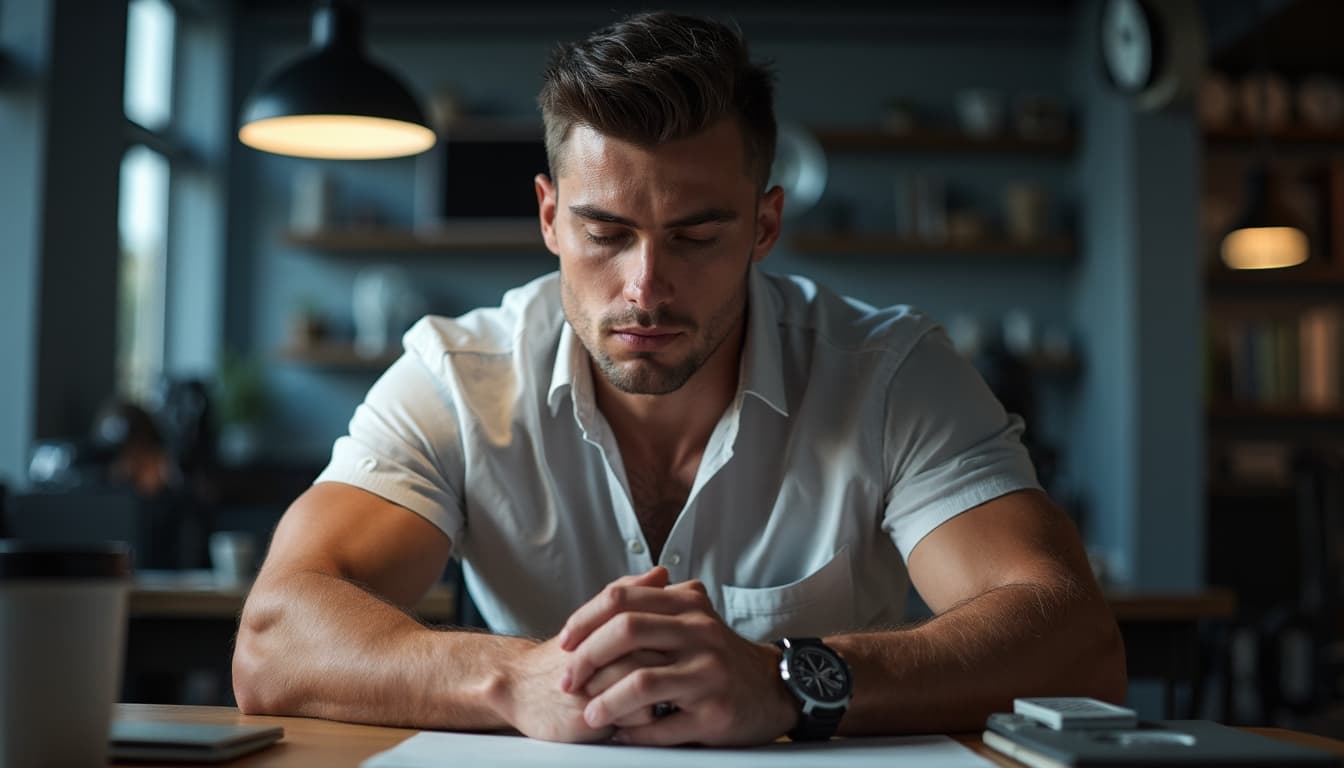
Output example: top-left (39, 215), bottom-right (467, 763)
top-left (117, 146), bottom-right (171, 398)
top-left (124, 0), bottom-right (175, 131)
top-left (117, 0), bottom-right (177, 398)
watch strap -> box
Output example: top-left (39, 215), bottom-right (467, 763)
top-left (789, 705), bottom-right (844, 741)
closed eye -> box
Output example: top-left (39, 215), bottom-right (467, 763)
top-left (676, 234), bottom-right (718, 247)
top-left (585, 231), bottom-right (628, 246)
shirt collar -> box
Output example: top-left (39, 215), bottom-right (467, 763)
top-left (545, 265), bottom-right (789, 419)
top-left (739, 265), bottom-right (789, 417)
top-left (547, 319), bottom-right (585, 417)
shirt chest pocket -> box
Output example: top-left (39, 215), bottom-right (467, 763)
top-left (720, 546), bottom-right (855, 642)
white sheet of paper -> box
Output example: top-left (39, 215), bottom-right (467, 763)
top-left (361, 731), bottom-right (994, 768)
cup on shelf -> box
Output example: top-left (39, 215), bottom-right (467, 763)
top-left (1001, 310), bottom-right (1037, 357)
top-left (1003, 183), bottom-right (1048, 242)
top-left (209, 531), bottom-right (258, 588)
top-left (289, 168), bottom-right (335, 234)
top-left (1014, 94), bottom-right (1067, 141)
top-left (955, 88), bottom-right (1006, 139)
top-left (0, 541), bottom-right (131, 767)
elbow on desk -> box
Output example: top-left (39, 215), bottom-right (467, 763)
top-left (231, 602), bottom-right (295, 716)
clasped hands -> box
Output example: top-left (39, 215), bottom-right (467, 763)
top-left (492, 566), bottom-right (797, 746)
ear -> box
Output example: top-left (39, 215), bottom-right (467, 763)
top-left (751, 185), bottom-right (784, 264)
top-left (535, 173), bottom-right (560, 257)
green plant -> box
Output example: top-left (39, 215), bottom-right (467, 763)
top-left (214, 351), bottom-right (266, 426)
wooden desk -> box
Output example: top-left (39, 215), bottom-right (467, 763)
top-left (124, 574), bottom-right (456, 704)
top-left (1105, 588), bottom-right (1238, 719)
top-left (1105, 588), bottom-right (1237, 623)
top-left (112, 704), bottom-right (1344, 767)
top-left (130, 571), bottom-right (458, 619)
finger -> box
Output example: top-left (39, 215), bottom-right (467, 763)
top-left (612, 710), bottom-right (704, 746)
top-left (584, 650), bottom-right (669, 698)
top-left (611, 699), bottom-right (664, 729)
top-left (566, 612), bottom-right (696, 693)
top-left (583, 664), bottom-right (700, 729)
top-left (558, 568), bottom-right (667, 651)
top-left (560, 570), bottom-right (701, 652)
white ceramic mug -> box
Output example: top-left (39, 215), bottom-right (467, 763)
top-left (209, 531), bottom-right (257, 588)
top-left (0, 542), bottom-right (130, 768)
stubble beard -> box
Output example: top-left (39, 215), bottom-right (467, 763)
top-left (560, 273), bottom-right (748, 396)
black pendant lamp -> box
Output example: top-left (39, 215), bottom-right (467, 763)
top-left (238, 0), bottom-right (435, 160)
top-left (1218, 0), bottom-right (1307, 270)
top-left (1220, 166), bottom-right (1309, 270)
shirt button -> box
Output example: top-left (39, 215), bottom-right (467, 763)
top-left (628, 540), bottom-right (645, 555)
top-left (359, 457), bottom-right (378, 472)
top-left (666, 552), bottom-right (682, 566)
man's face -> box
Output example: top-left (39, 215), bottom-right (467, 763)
top-left (535, 119), bottom-right (783, 396)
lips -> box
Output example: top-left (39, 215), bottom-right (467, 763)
top-left (611, 327), bottom-right (681, 351)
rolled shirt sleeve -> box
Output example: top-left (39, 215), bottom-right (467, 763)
top-left (314, 352), bottom-right (467, 545)
top-left (880, 327), bottom-right (1042, 560)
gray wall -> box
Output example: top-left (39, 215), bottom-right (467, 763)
top-left (1069, 0), bottom-right (1203, 588)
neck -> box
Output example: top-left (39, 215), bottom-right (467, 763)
top-left (593, 314), bottom-right (745, 466)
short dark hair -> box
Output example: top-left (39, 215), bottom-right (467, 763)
top-left (538, 11), bottom-right (776, 190)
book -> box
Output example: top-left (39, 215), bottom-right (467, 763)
top-left (1301, 307), bottom-right (1342, 408)
top-left (983, 713), bottom-right (1339, 767)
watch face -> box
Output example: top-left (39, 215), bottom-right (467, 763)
top-left (786, 646), bottom-right (851, 705)
top-left (1101, 0), bottom-right (1154, 92)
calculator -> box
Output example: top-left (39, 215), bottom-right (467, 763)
top-left (1013, 697), bottom-right (1139, 730)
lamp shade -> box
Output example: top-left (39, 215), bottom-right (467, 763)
top-left (238, 0), bottom-right (435, 160)
top-left (1219, 166), bottom-right (1309, 270)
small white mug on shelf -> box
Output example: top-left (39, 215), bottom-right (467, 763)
top-left (209, 531), bottom-right (257, 588)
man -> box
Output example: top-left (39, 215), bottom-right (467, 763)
top-left (233, 11), bottom-right (1125, 746)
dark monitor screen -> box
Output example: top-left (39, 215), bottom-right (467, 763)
top-left (417, 122), bottom-right (548, 226)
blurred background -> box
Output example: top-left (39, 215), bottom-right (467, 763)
top-left (1, 0), bottom-right (1342, 733)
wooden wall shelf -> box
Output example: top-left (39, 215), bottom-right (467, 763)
top-left (1204, 126), bottom-right (1344, 147)
top-left (278, 343), bottom-right (399, 369)
top-left (791, 233), bottom-right (1075, 260)
top-left (1206, 268), bottom-right (1344, 291)
top-left (285, 227), bottom-right (543, 253)
top-left (1207, 402), bottom-right (1344, 423)
top-left (811, 126), bottom-right (1074, 155)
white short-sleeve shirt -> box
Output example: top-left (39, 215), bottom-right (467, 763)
top-left (316, 267), bottom-right (1039, 641)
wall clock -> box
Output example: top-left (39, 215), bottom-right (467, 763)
top-left (1100, 0), bottom-right (1204, 112)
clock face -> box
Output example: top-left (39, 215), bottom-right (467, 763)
top-left (1102, 0), bottom-right (1154, 92)
top-left (787, 646), bottom-right (851, 705)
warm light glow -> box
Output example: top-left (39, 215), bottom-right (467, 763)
top-left (238, 114), bottom-right (436, 159)
top-left (1220, 226), bottom-right (1309, 270)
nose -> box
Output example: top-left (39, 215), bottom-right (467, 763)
top-left (622, 240), bottom-right (674, 312)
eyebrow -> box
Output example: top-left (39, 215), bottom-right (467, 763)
top-left (568, 205), bottom-right (738, 229)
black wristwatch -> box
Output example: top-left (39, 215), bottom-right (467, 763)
top-left (774, 636), bottom-right (852, 741)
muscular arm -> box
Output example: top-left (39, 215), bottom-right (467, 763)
top-left (562, 489), bottom-right (1126, 744)
top-left (232, 482), bottom-right (536, 731)
top-left (830, 489), bottom-right (1127, 734)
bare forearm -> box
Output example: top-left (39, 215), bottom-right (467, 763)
top-left (233, 569), bottom-right (531, 729)
top-left (829, 577), bottom-right (1126, 735)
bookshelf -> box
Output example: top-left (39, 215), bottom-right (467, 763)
top-left (284, 227), bottom-right (543, 254)
top-left (1204, 126), bottom-right (1344, 149)
top-left (810, 126), bottom-right (1075, 155)
top-left (278, 343), bottom-right (399, 370)
top-left (790, 233), bottom-right (1075, 260)
top-left (1202, 124), bottom-right (1344, 492)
